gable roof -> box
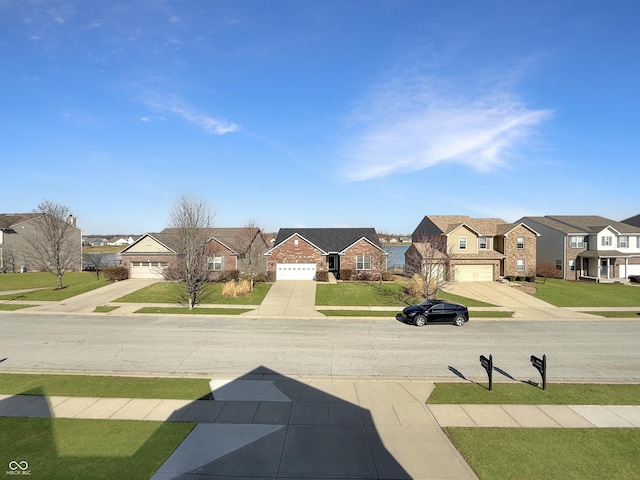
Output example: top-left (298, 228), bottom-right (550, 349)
top-left (418, 215), bottom-right (508, 236)
top-left (271, 228), bottom-right (382, 254)
top-left (160, 227), bottom-right (264, 254)
top-left (621, 213), bottom-right (640, 229)
top-left (524, 215), bottom-right (640, 235)
top-left (0, 213), bottom-right (41, 229)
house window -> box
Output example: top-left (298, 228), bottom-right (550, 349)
top-left (208, 256), bottom-right (224, 271)
top-left (516, 259), bottom-right (525, 272)
top-left (517, 237), bottom-right (524, 249)
top-left (569, 260), bottom-right (575, 271)
top-left (478, 237), bottom-right (488, 249)
top-left (618, 236), bottom-right (628, 248)
top-left (569, 236), bottom-right (586, 248)
top-left (356, 255), bottom-right (371, 270)
top-left (601, 236), bottom-right (612, 246)
top-left (556, 259), bottom-right (562, 271)
top-left (459, 236), bottom-right (467, 250)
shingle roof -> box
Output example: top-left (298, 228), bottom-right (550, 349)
top-left (273, 228), bottom-right (381, 253)
top-left (426, 216), bottom-right (506, 235)
top-left (526, 216), bottom-right (640, 234)
top-left (0, 213), bottom-right (40, 229)
top-left (621, 214), bottom-right (640, 228)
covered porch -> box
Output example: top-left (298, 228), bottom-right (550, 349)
top-left (578, 251), bottom-right (640, 282)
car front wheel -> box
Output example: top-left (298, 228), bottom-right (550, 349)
top-left (414, 315), bottom-right (426, 327)
top-left (453, 315), bottom-right (465, 327)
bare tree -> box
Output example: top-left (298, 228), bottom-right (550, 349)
top-left (21, 200), bottom-right (80, 289)
top-left (404, 234), bottom-right (451, 299)
top-left (371, 246), bottom-right (389, 287)
top-left (165, 197), bottom-right (214, 309)
top-left (234, 219), bottom-right (267, 291)
top-left (1, 246), bottom-right (17, 273)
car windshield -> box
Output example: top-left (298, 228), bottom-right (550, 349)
top-left (418, 299), bottom-right (439, 307)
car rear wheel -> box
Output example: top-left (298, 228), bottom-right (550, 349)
top-left (414, 315), bottom-right (426, 327)
top-left (453, 315), bottom-right (465, 327)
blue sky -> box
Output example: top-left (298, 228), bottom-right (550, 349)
top-left (2, 1), bottom-right (638, 235)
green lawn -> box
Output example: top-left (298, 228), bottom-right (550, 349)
top-left (316, 282), bottom-right (495, 307)
top-left (445, 428), bottom-right (640, 480)
top-left (580, 310), bottom-right (640, 318)
top-left (427, 382), bottom-right (640, 405)
top-left (0, 272), bottom-right (111, 301)
top-left (115, 281), bottom-right (271, 305)
top-left (0, 417), bottom-right (194, 480)
top-left (431, 382), bottom-right (640, 479)
top-left (0, 374), bottom-right (212, 399)
top-left (534, 278), bottom-right (640, 307)
top-left (0, 303), bottom-right (37, 310)
top-left (135, 306), bottom-right (253, 315)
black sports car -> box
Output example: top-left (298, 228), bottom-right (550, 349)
top-left (401, 299), bottom-right (469, 327)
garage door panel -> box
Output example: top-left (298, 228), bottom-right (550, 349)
top-left (130, 262), bottom-right (166, 279)
top-left (455, 265), bottom-right (493, 282)
top-left (276, 263), bottom-right (317, 280)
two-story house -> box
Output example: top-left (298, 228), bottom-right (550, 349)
top-left (518, 215), bottom-right (640, 281)
top-left (0, 212), bottom-right (82, 272)
top-left (407, 215), bottom-right (539, 281)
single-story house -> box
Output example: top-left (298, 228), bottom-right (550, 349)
top-left (120, 227), bottom-right (268, 279)
top-left (266, 228), bottom-right (386, 280)
top-left (407, 215), bottom-right (539, 281)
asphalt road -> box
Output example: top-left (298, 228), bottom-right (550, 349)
top-left (1, 313), bottom-right (639, 382)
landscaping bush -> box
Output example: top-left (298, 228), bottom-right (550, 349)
top-left (102, 266), bottom-right (128, 281)
top-left (408, 274), bottom-right (426, 297)
top-left (215, 270), bottom-right (240, 283)
top-left (353, 271), bottom-right (373, 281)
top-left (340, 269), bottom-right (352, 281)
top-left (267, 271), bottom-right (277, 282)
top-left (222, 279), bottom-right (251, 297)
top-left (316, 270), bottom-right (329, 282)
top-left (525, 276), bottom-right (535, 282)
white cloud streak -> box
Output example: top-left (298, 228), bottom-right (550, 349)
top-left (341, 70), bottom-right (552, 181)
top-left (139, 92), bottom-right (239, 135)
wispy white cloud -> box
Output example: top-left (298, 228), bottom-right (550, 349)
top-left (340, 68), bottom-right (552, 181)
top-left (139, 92), bottom-right (239, 135)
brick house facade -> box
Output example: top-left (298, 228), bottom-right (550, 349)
top-left (266, 228), bottom-right (385, 280)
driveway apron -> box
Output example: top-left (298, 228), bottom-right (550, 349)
top-left (246, 281), bottom-right (324, 318)
top-left (443, 281), bottom-right (599, 319)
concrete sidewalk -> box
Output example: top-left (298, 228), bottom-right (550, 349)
top-left (2, 378), bottom-right (639, 480)
top-left (0, 378), bottom-right (478, 480)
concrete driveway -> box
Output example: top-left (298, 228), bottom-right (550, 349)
top-left (246, 281), bottom-right (324, 318)
top-left (23, 278), bottom-right (158, 315)
top-left (443, 281), bottom-right (598, 319)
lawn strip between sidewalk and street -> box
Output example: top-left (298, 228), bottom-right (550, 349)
top-left (0, 374), bottom-right (213, 399)
top-left (134, 306), bottom-right (253, 315)
top-left (427, 383), bottom-right (640, 405)
top-left (579, 310), bottom-right (640, 318)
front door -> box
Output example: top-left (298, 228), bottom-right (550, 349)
top-left (600, 259), bottom-right (609, 279)
top-left (328, 255), bottom-right (340, 273)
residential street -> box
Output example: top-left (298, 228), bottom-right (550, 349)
top-left (1, 314), bottom-right (638, 381)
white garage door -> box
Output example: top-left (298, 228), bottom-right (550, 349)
top-left (130, 262), bottom-right (167, 279)
top-left (455, 265), bottom-right (493, 282)
top-left (276, 263), bottom-right (317, 280)
top-left (620, 264), bottom-right (640, 278)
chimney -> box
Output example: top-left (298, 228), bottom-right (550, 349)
top-left (66, 214), bottom-right (76, 226)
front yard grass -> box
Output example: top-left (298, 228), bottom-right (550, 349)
top-left (534, 278), bottom-right (640, 307)
top-left (0, 303), bottom-right (37, 310)
top-left (0, 272), bottom-right (111, 301)
top-left (316, 282), bottom-right (495, 307)
top-left (115, 281), bottom-right (271, 305)
top-left (445, 428), bottom-right (639, 480)
top-left (431, 382), bottom-right (640, 480)
top-left (0, 417), bottom-right (194, 480)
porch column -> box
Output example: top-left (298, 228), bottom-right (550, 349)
top-left (596, 256), bottom-right (600, 282)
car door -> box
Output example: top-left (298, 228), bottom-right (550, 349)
top-left (426, 303), bottom-right (448, 323)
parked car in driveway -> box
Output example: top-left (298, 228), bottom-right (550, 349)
top-left (629, 275), bottom-right (640, 284)
top-left (400, 299), bottom-right (469, 327)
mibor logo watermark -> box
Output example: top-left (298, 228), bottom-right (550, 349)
top-left (6, 461), bottom-right (30, 476)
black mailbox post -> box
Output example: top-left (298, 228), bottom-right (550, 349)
top-left (530, 354), bottom-right (547, 390)
top-left (479, 354), bottom-right (493, 390)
